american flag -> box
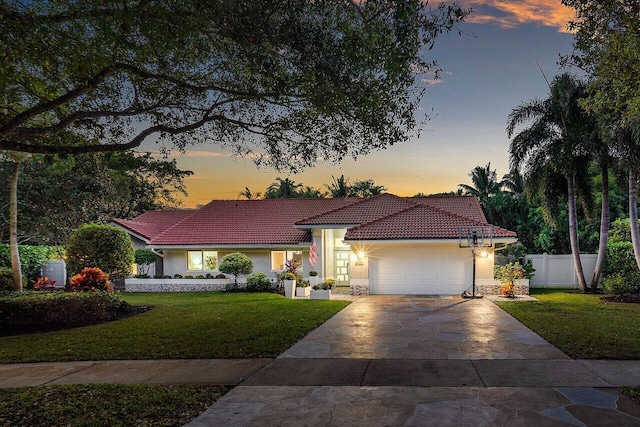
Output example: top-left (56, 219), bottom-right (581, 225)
top-left (309, 236), bottom-right (318, 267)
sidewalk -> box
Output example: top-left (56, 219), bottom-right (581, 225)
top-left (3, 357), bottom-right (640, 389)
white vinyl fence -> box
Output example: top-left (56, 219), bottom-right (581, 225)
top-left (525, 253), bottom-right (598, 288)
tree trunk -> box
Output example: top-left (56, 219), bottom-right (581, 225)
top-left (567, 174), bottom-right (587, 292)
top-left (629, 170), bottom-right (640, 270)
top-left (591, 164), bottom-right (610, 290)
top-left (9, 161), bottom-right (23, 292)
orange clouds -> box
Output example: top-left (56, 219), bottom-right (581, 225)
top-left (460, 0), bottom-right (575, 32)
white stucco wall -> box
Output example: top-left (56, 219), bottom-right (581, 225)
top-left (161, 248), bottom-right (312, 280)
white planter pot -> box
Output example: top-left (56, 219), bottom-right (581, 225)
top-left (283, 279), bottom-right (296, 299)
top-left (296, 286), bottom-right (311, 297)
top-left (308, 276), bottom-right (319, 287)
top-left (310, 289), bottom-right (331, 300)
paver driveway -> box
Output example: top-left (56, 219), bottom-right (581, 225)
top-left (280, 295), bottom-right (567, 360)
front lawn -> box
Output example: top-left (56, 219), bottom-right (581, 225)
top-left (0, 384), bottom-right (228, 427)
top-left (0, 292), bottom-right (349, 363)
top-left (497, 288), bottom-right (640, 359)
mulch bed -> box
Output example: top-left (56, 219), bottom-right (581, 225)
top-left (601, 294), bottom-right (640, 304)
top-left (0, 305), bottom-right (152, 337)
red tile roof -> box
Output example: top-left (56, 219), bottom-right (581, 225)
top-left (149, 198), bottom-right (358, 245)
top-left (113, 194), bottom-right (516, 246)
top-left (111, 210), bottom-right (195, 241)
top-left (344, 204), bottom-right (516, 241)
top-left (296, 193), bottom-right (416, 225)
top-left (410, 195), bottom-right (488, 223)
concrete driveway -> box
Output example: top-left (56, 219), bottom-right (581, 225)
top-left (188, 296), bottom-right (640, 426)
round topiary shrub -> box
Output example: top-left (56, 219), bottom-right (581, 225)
top-left (219, 252), bottom-right (253, 289)
top-left (66, 224), bottom-right (134, 279)
top-left (246, 273), bottom-right (271, 292)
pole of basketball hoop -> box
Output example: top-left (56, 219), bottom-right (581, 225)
top-left (472, 247), bottom-right (477, 298)
top-left (472, 232), bottom-right (478, 298)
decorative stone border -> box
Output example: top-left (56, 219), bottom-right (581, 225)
top-left (350, 279), bottom-right (370, 296)
top-left (125, 278), bottom-right (232, 292)
top-left (476, 279), bottom-right (530, 296)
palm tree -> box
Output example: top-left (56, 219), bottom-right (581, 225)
top-left (238, 187), bottom-right (261, 200)
top-left (264, 177), bottom-right (302, 199)
top-left (458, 163), bottom-right (503, 223)
top-left (507, 73), bottom-right (594, 293)
top-left (326, 175), bottom-right (350, 197)
top-left (299, 185), bottom-right (326, 199)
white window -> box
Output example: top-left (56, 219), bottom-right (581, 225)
top-left (187, 250), bottom-right (218, 271)
top-left (271, 250), bottom-right (303, 271)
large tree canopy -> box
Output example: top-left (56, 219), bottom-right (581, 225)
top-left (0, 151), bottom-right (192, 246)
top-left (0, 0), bottom-right (467, 170)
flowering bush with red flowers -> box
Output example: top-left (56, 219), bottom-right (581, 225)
top-left (68, 267), bottom-right (114, 292)
top-left (34, 277), bottom-right (56, 291)
top-left (494, 262), bottom-right (524, 298)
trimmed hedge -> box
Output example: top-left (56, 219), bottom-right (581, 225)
top-left (0, 244), bottom-right (60, 283)
top-left (0, 292), bottom-right (136, 335)
top-left (66, 224), bottom-right (134, 279)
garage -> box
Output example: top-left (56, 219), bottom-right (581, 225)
top-left (368, 244), bottom-right (473, 295)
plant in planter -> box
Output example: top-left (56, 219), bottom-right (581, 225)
top-left (308, 270), bottom-right (319, 286)
top-left (296, 279), bottom-right (311, 297)
top-left (281, 271), bottom-right (297, 299)
top-left (311, 278), bottom-right (334, 300)
top-left (494, 262), bottom-right (524, 298)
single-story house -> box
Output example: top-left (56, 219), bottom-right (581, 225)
top-left (112, 193), bottom-right (518, 295)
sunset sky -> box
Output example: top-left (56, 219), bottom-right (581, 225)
top-left (142, 1), bottom-right (577, 207)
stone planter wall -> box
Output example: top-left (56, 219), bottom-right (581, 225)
top-left (125, 278), bottom-right (231, 292)
top-left (350, 279), bottom-right (370, 296)
top-left (476, 279), bottom-right (530, 296)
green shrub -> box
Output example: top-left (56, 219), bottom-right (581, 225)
top-left (603, 241), bottom-right (640, 280)
top-left (0, 244), bottom-right (60, 284)
top-left (246, 273), bottom-right (271, 292)
top-left (134, 249), bottom-right (156, 275)
top-left (0, 292), bottom-right (133, 334)
top-left (66, 224), bottom-right (134, 279)
top-left (219, 252), bottom-right (253, 289)
top-left (602, 275), bottom-right (634, 299)
top-left (0, 267), bottom-right (14, 291)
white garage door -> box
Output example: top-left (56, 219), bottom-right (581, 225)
top-left (369, 246), bottom-right (472, 295)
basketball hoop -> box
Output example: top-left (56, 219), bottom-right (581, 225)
top-left (458, 226), bottom-right (493, 299)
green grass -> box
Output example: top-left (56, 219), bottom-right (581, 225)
top-left (0, 384), bottom-right (228, 426)
top-left (0, 292), bottom-right (349, 363)
top-left (496, 288), bottom-right (640, 359)
top-left (621, 387), bottom-right (640, 406)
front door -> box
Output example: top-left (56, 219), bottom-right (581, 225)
top-left (334, 249), bottom-right (350, 286)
